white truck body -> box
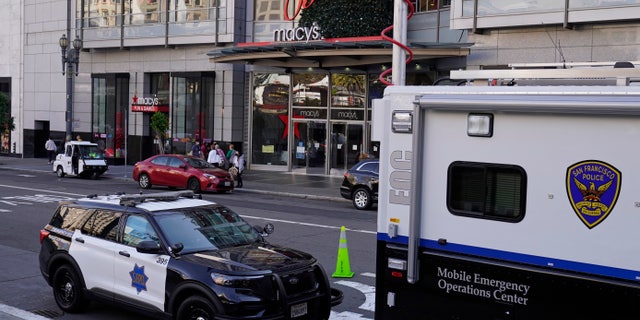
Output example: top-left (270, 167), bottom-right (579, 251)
top-left (373, 68), bottom-right (640, 319)
top-left (53, 141), bottom-right (108, 179)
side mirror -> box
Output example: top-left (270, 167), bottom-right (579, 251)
top-left (254, 223), bottom-right (275, 237)
top-left (136, 240), bottom-right (162, 254)
top-left (171, 242), bottom-right (184, 254)
top-left (263, 223), bottom-right (275, 234)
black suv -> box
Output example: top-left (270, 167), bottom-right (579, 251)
top-left (39, 191), bottom-right (342, 320)
top-left (340, 159), bottom-right (379, 210)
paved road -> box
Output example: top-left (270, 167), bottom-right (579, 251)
top-left (0, 155), bottom-right (360, 320)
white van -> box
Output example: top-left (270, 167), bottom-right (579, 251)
top-left (52, 141), bottom-right (108, 179)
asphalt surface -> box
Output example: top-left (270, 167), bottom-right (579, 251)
top-left (0, 155), bottom-right (348, 320)
top-left (0, 155), bottom-right (348, 202)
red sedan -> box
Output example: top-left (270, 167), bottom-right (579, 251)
top-left (133, 154), bottom-right (234, 193)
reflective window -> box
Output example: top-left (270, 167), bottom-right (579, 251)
top-left (172, 0), bottom-right (216, 22)
top-left (570, 0), bottom-right (640, 9)
top-left (81, 209), bottom-right (122, 241)
top-left (168, 156), bottom-right (185, 168)
top-left (53, 206), bottom-right (93, 231)
top-left (126, 0), bottom-right (162, 25)
top-left (82, 0), bottom-right (221, 27)
top-left (293, 74), bottom-right (328, 107)
top-left (151, 156), bottom-right (169, 165)
top-left (413, 0), bottom-right (450, 12)
top-left (154, 205), bottom-right (259, 253)
top-left (252, 73), bottom-right (290, 166)
top-left (447, 161), bottom-right (526, 222)
top-left (170, 73), bottom-right (215, 155)
top-left (123, 215), bottom-right (159, 247)
top-left (255, 0), bottom-right (284, 20)
top-left (92, 74), bottom-right (129, 160)
top-left (331, 74), bottom-right (366, 109)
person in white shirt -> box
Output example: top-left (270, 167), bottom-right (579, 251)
top-left (207, 144), bottom-right (223, 168)
top-left (45, 137), bottom-right (57, 164)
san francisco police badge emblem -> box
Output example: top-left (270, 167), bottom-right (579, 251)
top-left (566, 160), bottom-right (621, 229)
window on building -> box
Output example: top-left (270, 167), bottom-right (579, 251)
top-left (255, 0), bottom-right (284, 20)
top-left (331, 74), bottom-right (366, 109)
top-left (447, 161), bottom-right (526, 222)
top-left (82, 0), bottom-right (221, 27)
top-left (171, 73), bottom-right (215, 155)
top-left (414, 0), bottom-right (450, 12)
top-left (92, 74), bottom-right (129, 160)
top-left (251, 73), bottom-right (290, 166)
top-left (173, 0), bottom-right (215, 22)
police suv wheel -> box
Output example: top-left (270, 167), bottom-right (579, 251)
top-left (177, 295), bottom-right (215, 320)
top-left (52, 265), bottom-right (86, 313)
top-left (352, 188), bottom-right (372, 210)
top-left (138, 173), bottom-right (152, 189)
top-left (56, 166), bottom-right (65, 178)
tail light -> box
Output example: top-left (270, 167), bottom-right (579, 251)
top-left (39, 229), bottom-right (50, 244)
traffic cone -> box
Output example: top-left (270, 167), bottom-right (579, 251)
top-left (332, 226), bottom-right (354, 278)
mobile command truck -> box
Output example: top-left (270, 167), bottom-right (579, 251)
top-left (372, 66), bottom-right (640, 319)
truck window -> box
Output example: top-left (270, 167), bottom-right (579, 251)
top-left (447, 161), bottom-right (526, 221)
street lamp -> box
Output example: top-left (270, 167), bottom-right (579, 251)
top-left (59, 34), bottom-right (82, 142)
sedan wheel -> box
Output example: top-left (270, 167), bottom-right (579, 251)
top-left (187, 177), bottom-right (201, 193)
top-left (352, 188), bottom-right (372, 210)
top-left (138, 173), bottom-right (152, 189)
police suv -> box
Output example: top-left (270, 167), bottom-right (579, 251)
top-left (39, 191), bottom-right (342, 319)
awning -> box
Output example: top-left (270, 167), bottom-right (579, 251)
top-left (207, 36), bottom-right (472, 68)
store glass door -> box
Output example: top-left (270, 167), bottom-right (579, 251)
top-left (292, 121), bottom-right (327, 174)
top-left (330, 123), bottom-right (364, 174)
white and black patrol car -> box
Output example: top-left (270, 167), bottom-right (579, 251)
top-left (38, 191), bottom-right (343, 320)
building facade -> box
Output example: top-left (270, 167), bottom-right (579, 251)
top-left (0, 1), bottom-right (22, 155)
top-left (451, 0), bottom-right (640, 68)
top-left (4, 0), bottom-right (640, 176)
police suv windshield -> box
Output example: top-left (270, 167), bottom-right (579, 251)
top-left (154, 205), bottom-right (260, 253)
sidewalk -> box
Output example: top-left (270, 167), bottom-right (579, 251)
top-left (0, 155), bottom-right (348, 203)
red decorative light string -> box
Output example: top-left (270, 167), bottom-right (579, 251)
top-left (379, 0), bottom-right (415, 86)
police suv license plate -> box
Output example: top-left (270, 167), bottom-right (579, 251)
top-left (291, 302), bottom-right (307, 318)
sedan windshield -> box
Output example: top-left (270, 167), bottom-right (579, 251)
top-left (154, 205), bottom-right (259, 253)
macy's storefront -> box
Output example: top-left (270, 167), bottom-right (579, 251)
top-left (211, 39), bottom-right (469, 176)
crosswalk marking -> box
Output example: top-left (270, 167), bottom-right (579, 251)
top-left (334, 280), bottom-right (376, 312)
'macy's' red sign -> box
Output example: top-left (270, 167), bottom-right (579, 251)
top-left (284, 0), bottom-right (316, 21)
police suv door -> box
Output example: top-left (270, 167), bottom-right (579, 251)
top-left (67, 209), bottom-right (121, 293)
top-left (113, 214), bottom-right (169, 312)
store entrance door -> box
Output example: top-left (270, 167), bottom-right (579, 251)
top-left (330, 123), bottom-right (364, 175)
top-left (292, 121), bottom-right (327, 174)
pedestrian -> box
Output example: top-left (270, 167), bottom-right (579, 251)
top-left (225, 144), bottom-right (236, 160)
top-left (190, 141), bottom-right (201, 158)
top-left (231, 151), bottom-right (245, 187)
top-left (216, 144), bottom-right (228, 169)
top-left (45, 137), bottom-right (57, 164)
top-left (76, 135), bottom-right (82, 141)
top-left (207, 143), bottom-right (220, 167)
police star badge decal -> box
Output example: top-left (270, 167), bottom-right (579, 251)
top-left (129, 264), bottom-right (149, 293)
top-left (566, 160), bottom-right (621, 229)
